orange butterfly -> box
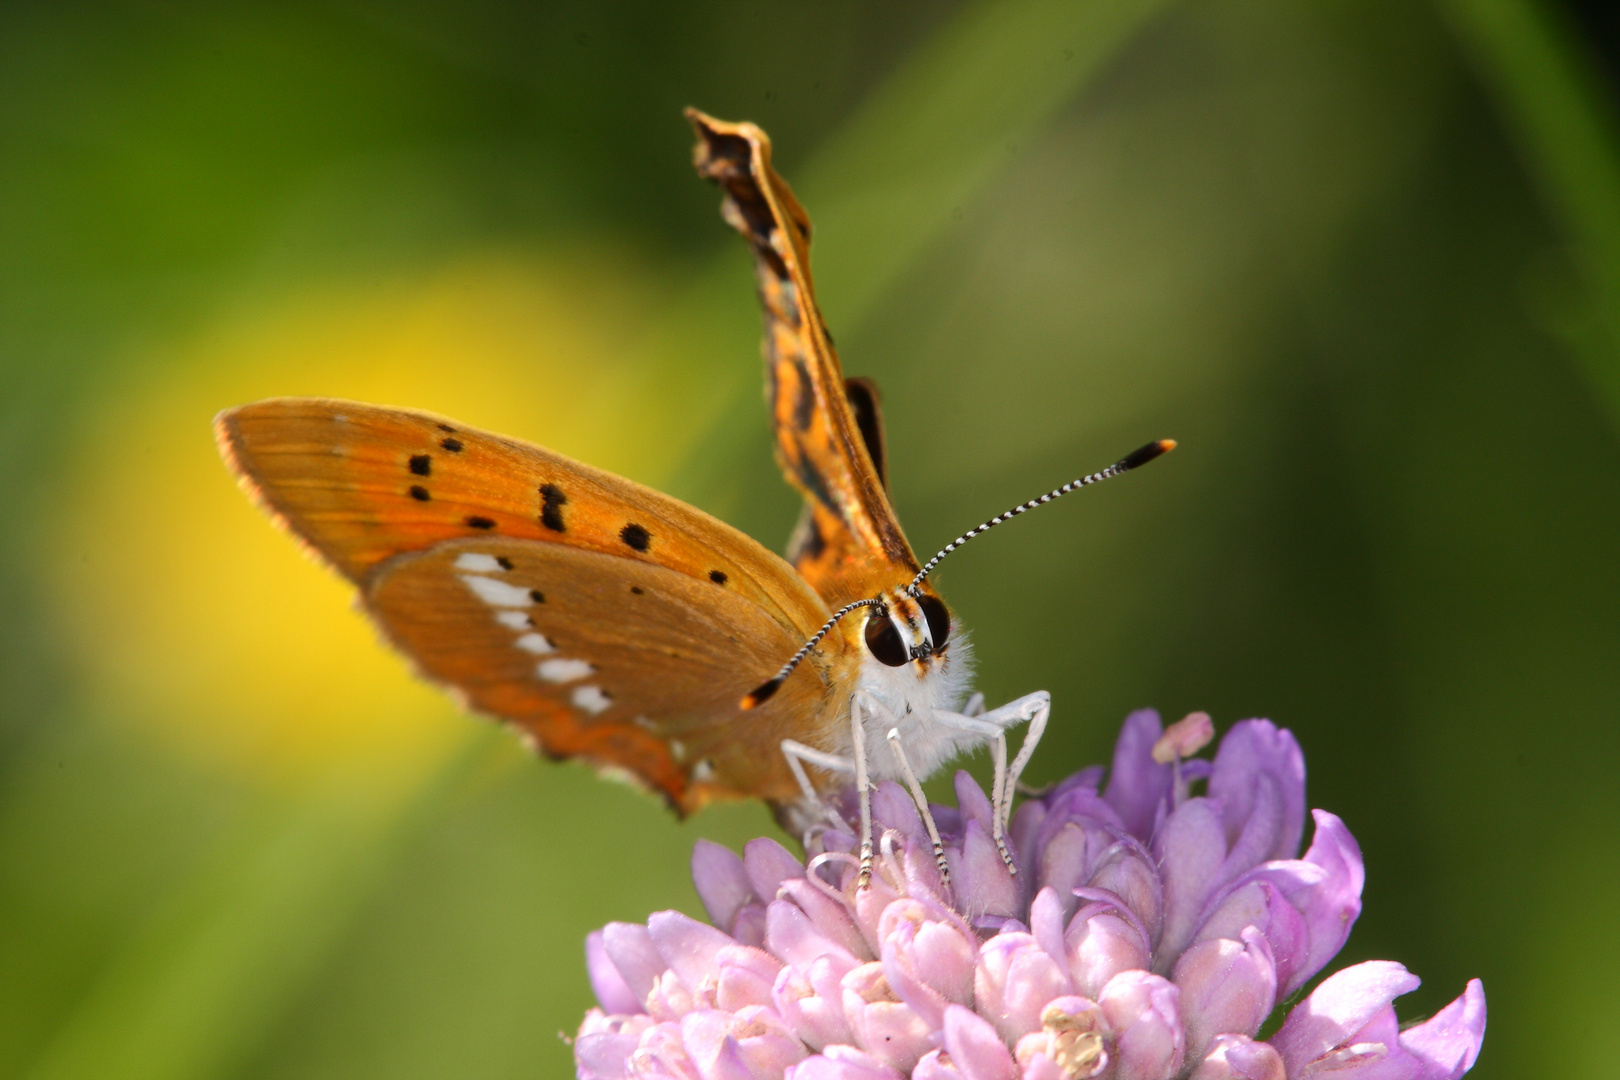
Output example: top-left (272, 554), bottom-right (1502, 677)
top-left (216, 110), bottom-right (1172, 882)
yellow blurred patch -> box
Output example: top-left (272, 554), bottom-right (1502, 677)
top-left (45, 248), bottom-right (665, 792)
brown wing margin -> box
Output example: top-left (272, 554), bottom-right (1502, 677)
top-left (687, 109), bottom-right (918, 608)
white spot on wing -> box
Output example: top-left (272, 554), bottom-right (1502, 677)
top-left (496, 611), bottom-right (531, 630)
top-left (460, 574), bottom-right (531, 607)
top-left (538, 657), bottom-right (595, 683)
top-left (515, 632), bottom-right (554, 654)
top-left (693, 759), bottom-right (717, 782)
top-left (670, 739), bottom-right (687, 761)
top-left (633, 715), bottom-right (657, 731)
top-left (572, 685), bottom-right (612, 714)
top-left (455, 553), bottom-right (504, 572)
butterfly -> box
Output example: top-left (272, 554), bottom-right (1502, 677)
top-left (215, 110), bottom-right (1172, 883)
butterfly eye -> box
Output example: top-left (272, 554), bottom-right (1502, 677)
top-left (864, 612), bottom-right (909, 667)
top-left (917, 594), bottom-right (950, 650)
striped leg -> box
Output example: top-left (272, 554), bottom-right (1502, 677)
top-left (780, 739), bottom-right (855, 835)
top-left (887, 726), bottom-right (951, 885)
top-left (933, 690), bottom-right (1051, 873)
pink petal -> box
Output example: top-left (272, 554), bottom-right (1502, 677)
top-left (588, 930), bottom-right (644, 1015)
top-left (1103, 709), bottom-right (1171, 841)
top-left (1098, 970), bottom-right (1184, 1080)
top-left (649, 910), bottom-right (738, 992)
top-left (745, 838), bottom-right (805, 901)
top-left (1207, 721), bottom-right (1305, 865)
top-left (1171, 928), bottom-right (1277, 1064)
top-left (842, 962), bottom-right (935, 1073)
top-left (767, 898), bottom-right (860, 970)
top-left (1270, 961), bottom-right (1420, 1076)
top-left (773, 954), bottom-right (857, 1051)
top-left (603, 921), bottom-right (665, 1005)
top-left (1400, 979), bottom-right (1485, 1080)
top-left (1154, 797), bottom-right (1229, 966)
top-left (942, 1004), bottom-right (1018, 1080)
top-left (786, 1044), bottom-right (906, 1080)
top-left (693, 840), bottom-right (759, 933)
top-left (1186, 1033), bottom-right (1286, 1080)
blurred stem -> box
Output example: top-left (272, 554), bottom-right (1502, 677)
top-left (20, 731), bottom-right (492, 1080)
top-left (1438, 0), bottom-right (1620, 425)
top-left (659, 0), bottom-right (1177, 494)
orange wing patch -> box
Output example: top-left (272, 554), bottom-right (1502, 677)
top-left (688, 110), bottom-right (918, 608)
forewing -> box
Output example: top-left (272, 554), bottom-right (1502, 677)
top-left (688, 110), bottom-right (918, 607)
top-left (216, 397), bottom-right (851, 811)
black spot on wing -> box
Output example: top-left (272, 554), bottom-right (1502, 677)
top-left (800, 516), bottom-right (826, 559)
top-left (496, 556), bottom-right (514, 571)
top-left (529, 589), bottom-right (545, 604)
top-left (791, 357), bottom-right (815, 432)
top-left (791, 454), bottom-right (836, 516)
top-left (441, 437), bottom-right (463, 453)
top-left (620, 523), bottom-right (651, 551)
top-left (437, 423), bottom-right (456, 433)
top-left (630, 586), bottom-right (644, 595)
top-left (409, 485), bottom-right (430, 501)
top-left (540, 484), bottom-right (568, 532)
top-left (467, 516), bottom-right (495, 530)
top-left (409, 454), bottom-right (431, 476)
top-left (844, 377), bottom-right (887, 489)
top-left (709, 570), bottom-right (727, 585)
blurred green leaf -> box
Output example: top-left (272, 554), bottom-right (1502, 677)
top-left (1438, 0), bottom-right (1620, 421)
top-left (19, 739), bottom-right (490, 1080)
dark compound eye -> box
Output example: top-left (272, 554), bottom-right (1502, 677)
top-left (864, 611), bottom-right (909, 667)
top-left (917, 593), bottom-right (951, 650)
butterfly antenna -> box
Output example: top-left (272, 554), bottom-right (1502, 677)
top-left (741, 597), bottom-right (887, 709)
top-left (906, 439), bottom-right (1177, 595)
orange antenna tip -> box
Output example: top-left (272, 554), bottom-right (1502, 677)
top-left (1117, 439), bottom-right (1176, 470)
top-left (740, 678), bottom-right (782, 710)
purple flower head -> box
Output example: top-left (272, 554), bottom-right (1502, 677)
top-left (575, 710), bottom-right (1485, 1080)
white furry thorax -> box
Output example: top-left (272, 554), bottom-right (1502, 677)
top-left (850, 629), bottom-right (978, 783)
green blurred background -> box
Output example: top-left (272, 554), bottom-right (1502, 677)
top-left (2, 1), bottom-right (1616, 1077)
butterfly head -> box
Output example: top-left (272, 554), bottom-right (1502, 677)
top-left (860, 585), bottom-right (951, 670)
top-left (739, 583), bottom-right (958, 711)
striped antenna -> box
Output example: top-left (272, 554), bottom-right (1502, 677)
top-left (906, 439), bottom-right (1176, 596)
top-left (740, 597), bottom-right (887, 709)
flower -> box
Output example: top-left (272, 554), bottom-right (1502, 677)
top-left (574, 710), bottom-right (1486, 1080)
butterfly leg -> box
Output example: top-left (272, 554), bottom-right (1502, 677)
top-left (933, 690), bottom-right (1051, 873)
top-left (885, 724), bottom-right (952, 885)
top-left (780, 740), bottom-right (855, 834)
top-left (995, 691), bottom-right (1050, 827)
top-left (930, 711), bottom-right (1016, 872)
top-left (848, 693), bottom-right (875, 889)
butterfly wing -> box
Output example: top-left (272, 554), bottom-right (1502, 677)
top-left (216, 398), bottom-right (854, 813)
top-left (689, 110), bottom-right (918, 607)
